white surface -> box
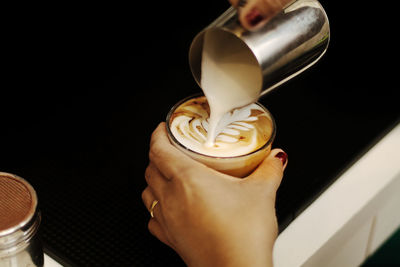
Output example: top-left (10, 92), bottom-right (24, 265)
top-left (45, 254), bottom-right (62, 267)
top-left (273, 122), bottom-right (400, 267)
top-left (367, 175), bottom-right (400, 255)
top-left (302, 216), bottom-right (374, 267)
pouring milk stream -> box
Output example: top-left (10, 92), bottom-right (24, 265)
top-left (201, 30), bottom-right (262, 147)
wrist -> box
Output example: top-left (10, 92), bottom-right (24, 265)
top-left (209, 240), bottom-right (274, 267)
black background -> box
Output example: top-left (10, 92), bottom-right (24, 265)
top-left (1, 1), bottom-right (399, 266)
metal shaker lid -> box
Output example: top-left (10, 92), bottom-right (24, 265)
top-left (0, 172), bottom-right (38, 238)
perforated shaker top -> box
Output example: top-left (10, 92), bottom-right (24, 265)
top-left (0, 173), bottom-right (35, 233)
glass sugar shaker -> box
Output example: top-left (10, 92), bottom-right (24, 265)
top-left (0, 172), bottom-right (44, 267)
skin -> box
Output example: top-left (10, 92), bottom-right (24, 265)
top-left (229, 0), bottom-right (295, 30)
top-left (142, 123), bottom-right (287, 267)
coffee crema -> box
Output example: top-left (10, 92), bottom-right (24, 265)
top-left (169, 96), bottom-right (274, 157)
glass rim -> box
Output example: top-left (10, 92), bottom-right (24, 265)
top-left (166, 93), bottom-right (276, 159)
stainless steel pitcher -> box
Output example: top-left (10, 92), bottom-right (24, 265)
top-left (189, 0), bottom-right (330, 97)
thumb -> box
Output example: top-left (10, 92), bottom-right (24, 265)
top-left (247, 149), bottom-right (288, 194)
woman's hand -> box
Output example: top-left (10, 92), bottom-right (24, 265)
top-left (142, 123), bottom-right (287, 267)
top-left (229, 0), bottom-right (295, 30)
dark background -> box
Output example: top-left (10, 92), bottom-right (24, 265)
top-left (1, 1), bottom-right (399, 266)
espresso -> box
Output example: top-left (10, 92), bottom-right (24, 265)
top-left (169, 96), bottom-right (274, 158)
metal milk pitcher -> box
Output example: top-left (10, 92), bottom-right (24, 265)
top-left (189, 0), bottom-right (330, 97)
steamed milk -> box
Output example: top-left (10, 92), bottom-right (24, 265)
top-left (200, 29), bottom-right (262, 147)
top-left (169, 96), bottom-right (272, 157)
top-left (170, 29), bottom-right (269, 158)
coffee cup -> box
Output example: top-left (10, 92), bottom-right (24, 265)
top-left (166, 95), bottom-right (276, 177)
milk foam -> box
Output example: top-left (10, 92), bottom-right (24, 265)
top-left (170, 97), bottom-right (271, 157)
top-left (201, 29), bottom-right (262, 147)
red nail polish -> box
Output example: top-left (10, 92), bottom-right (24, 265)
top-left (275, 151), bottom-right (288, 166)
top-left (246, 8), bottom-right (264, 27)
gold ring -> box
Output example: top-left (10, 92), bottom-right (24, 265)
top-left (150, 200), bottom-right (159, 218)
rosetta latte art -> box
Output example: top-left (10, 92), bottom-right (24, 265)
top-left (169, 96), bottom-right (273, 157)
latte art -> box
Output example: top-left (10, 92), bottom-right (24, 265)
top-left (169, 96), bottom-right (273, 157)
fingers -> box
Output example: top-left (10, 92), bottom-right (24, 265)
top-left (247, 148), bottom-right (288, 195)
top-left (142, 187), bottom-right (174, 248)
top-left (145, 162), bottom-right (168, 201)
top-left (149, 122), bottom-right (204, 181)
top-left (142, 187), bottom-right (160, 218)
top-left (230, 0), bottom-right (294, 30)
top-left (142, 186), bottom-right (167, 226)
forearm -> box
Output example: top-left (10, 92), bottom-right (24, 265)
top-left (185, 234), bottom-right (275, 267)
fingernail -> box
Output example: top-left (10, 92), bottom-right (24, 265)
top-left (246, 8), bottom-right (264, 27)
top-left (275, 151), bottom-right (288, 166)
top-left (238, 0), bottom-right (247, 8)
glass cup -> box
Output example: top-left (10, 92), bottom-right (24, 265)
top-left (166, 95), bottom-right (276, 177)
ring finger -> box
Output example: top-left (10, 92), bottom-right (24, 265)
top-left (141, 186), bottom-right (162, 222)
top-left (142, 187), bottom-right (174, 247)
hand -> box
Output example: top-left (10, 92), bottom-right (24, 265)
top-left (142, 122), bottom-right (287, 267)
top-left (229, 0), bottom-right (295, 30)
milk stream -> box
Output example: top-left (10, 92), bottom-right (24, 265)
top-left (201, 29), bottom-right (262, 147)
